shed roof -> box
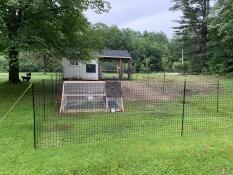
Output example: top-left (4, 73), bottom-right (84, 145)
top-left (98, 50), bottom-right (132, 59)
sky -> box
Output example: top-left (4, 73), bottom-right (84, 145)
top-left (85, 0), bottom-right (182, 38)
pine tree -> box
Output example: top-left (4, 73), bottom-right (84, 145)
top-left (170, 0), bottom-right (210, 72)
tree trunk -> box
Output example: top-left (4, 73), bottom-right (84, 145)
top-left (199, 0), bottom-right (209, 72)
top-left (6, 8), bottom-right (22, 83)
top-left (200, 34), bottom-right (207, 70)
top-left (9, 47), bottom-right (20, 83)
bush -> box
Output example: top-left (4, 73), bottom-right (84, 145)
top-left (226, 72), bottom-right (233, 78)
top-left (0, 57), bottom-right (8, 72)
top-left (19, 63), bottom-right (42, 72)
top-left (172, 62), bottom-right (188, 73)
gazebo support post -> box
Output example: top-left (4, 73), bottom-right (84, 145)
top-left (128, 59), bottom-right (132, 80)
top-left (98, 59), bottom-right (101, 80)
top-left (119, 58), bottom-right (123, 80)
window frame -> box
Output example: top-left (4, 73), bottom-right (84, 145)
top-left (86, 64), bottom-right (97, 73)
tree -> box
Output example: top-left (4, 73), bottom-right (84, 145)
top-left (0, 0), bottom-right (110, 83)
top-left (170, 0), bottom-right (210, 72)
top-left (142, 32), bottom-right (168, 72)
top-left (167, 37), bottom-right (183, 71)
top-left (92, 23), bottom-right (125, 50)
top-left (207, 0), bottom-right (233, 75)
top-left (89, 23), bottom-right (170, 73)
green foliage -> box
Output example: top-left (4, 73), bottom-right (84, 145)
top-left (172, 61), bottom-right (188, 73)
top-left (170, 0), bottom-right (210, 73)
top-left (18, 51), bottom-right (62, 72)
top-left (170, 0), bottom-right (233, 75)
top-left (0, 55), bottom-right (8, 72)
top-left (207, 0), bottom-right (233, 76)
top-left (92, 24), bottom-right (169, 72)
top-left (0, 0), bottom-right (110, 82)
top-left (166, 37), bottom-right (183, 71)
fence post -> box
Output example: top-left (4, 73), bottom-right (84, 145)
top-left (55, 73), bottom-right (58, 97)
top-left (147, 70), bottom-right (150, 86)
top-left (51, 75), bottom-right (54, 106)
top-left (163, 73), bottom-right (166, 94)
top-left (43, 79), bottom-right (46, 120)
top-left (32, 84), bottom-right (36, 149)
top-left (181, 79), bottom-right (187, 137)
top-left (217, 80), bottom-right (220, 113)
top-left (147, 58), bottom-right (150, 85)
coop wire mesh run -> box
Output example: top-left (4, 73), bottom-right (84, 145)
top-left (60, 81), bottom-right (124, 113)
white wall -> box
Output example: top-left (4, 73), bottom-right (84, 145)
top-left (62, 58), bottom-right (99, 80)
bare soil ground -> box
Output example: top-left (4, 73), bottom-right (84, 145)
top-left (122, 81), bottom-right (172, 101)
top-left (121, 80), bottom-right (220, 101)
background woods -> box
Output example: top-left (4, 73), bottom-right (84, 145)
top-left (1, 0), bottom-right (233, 81)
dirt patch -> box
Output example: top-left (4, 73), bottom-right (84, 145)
top-left (150, 81), bottom-right (221, 96)
top-left (121, 81), bottom-right (171, 101)
top-left (120, 80), bottom-right (222, 101)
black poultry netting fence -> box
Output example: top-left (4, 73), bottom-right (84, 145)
top-left (32, 76), bottom-right (233, 148)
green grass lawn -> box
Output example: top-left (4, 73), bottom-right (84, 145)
top-left (0, 72), bottom-right (233, 175)
top-left (37, 93), bottom-right (233, 147)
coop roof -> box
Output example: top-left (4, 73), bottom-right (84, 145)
top-left (105, 81), bottom-right (123, 97)
top-left (98, 50), bottom-right (132, 59)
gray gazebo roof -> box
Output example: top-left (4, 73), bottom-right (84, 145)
top-left (98, 50), bottom-right (132, 59)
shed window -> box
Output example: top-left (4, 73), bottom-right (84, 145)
top-left (86, 64), bottom-right (96, 73)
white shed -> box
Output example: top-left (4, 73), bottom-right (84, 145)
top-left (62, 58), bottom-right (99, 80)
top-left (62, 50), bottom-right (132, 81)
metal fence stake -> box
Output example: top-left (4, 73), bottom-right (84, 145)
top-left (163, 73), bottom-right (166, 94)
top-left (217, 80), bottom-right (220, 113)
top-left (32, 84), bottom-right (36, 149)
top-left (43, 79), bottom-right (46, 120)
top-left (51, 75), bottom-right (54, 106)
top-left (181, 79), bottom-right (187, 137)
top-left (147, 58), bottom-right (150, 85)
top-left (55, 73), bottom-right (58, 97)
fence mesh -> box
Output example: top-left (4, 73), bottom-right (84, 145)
top-left (33, 76), bottom-right (233, 148)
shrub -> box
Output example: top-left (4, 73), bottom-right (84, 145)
top-left (172, 61), bottom-right (188, 73)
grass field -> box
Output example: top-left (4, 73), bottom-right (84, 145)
top-left (0, 72), bottom-right (233, 175)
